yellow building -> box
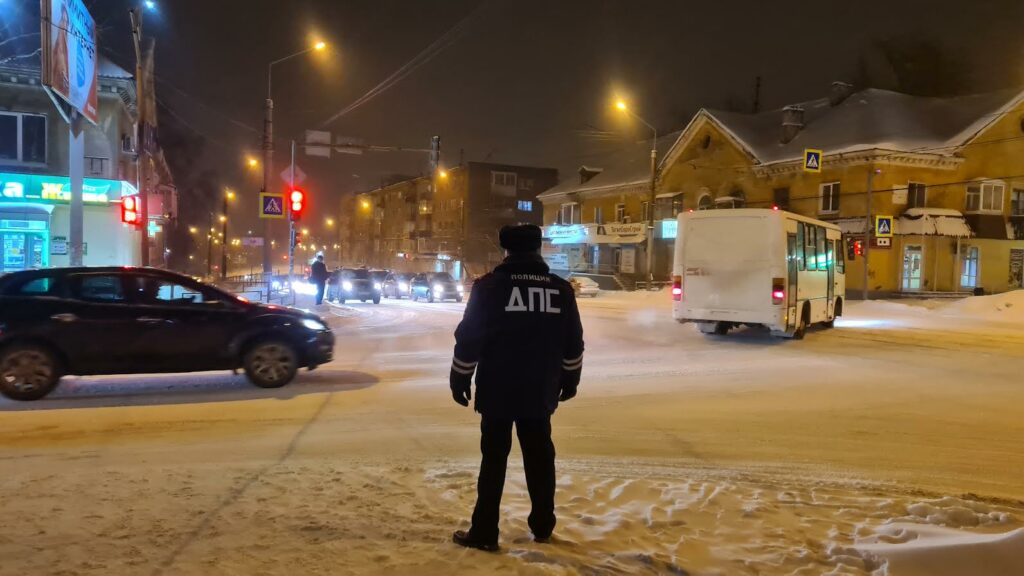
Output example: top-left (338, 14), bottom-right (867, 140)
top-left (541, 82), bottom-right (1024, 295)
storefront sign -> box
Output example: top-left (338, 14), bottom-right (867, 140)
top-left (620, 247), bottom-right (636, 273)
top-left (51, 235), bottom-right (68, 255)
top-left (544, 224), bottom-right (589, 245)
top-left (41, 0), bottom-right (99, 124)
top-left (544, 253), bottom-right (569, 270)
top-left (600, 222), bottom-right (646, 236)
top-left (0, 172), bottom-right (134, 205)
top-left (660, 219), bottom-right (678, 239)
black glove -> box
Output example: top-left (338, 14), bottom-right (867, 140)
top-left (450, 369), bottom-right (472, 407)
top-left (559, 370), bottom-right (580, 402)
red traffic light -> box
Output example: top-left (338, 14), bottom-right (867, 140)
top-left (121, 195), bottom-right (139, 225)
top-left (289, 188), bottom-right (305, 221)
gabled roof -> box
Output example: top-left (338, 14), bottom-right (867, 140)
top-left (538, 131), bottom-right (682, 199)
top-left (667, 87), bottom-right (1024, 167)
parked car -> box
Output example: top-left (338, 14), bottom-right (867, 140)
top-left (570, 276), bottom-right (600, 297)
top-left (410, 272), bottom-right (463, 303)
top-left (382, 272), bottom-right (415, 299)
top-left (328, 268), bottom-right (381, 304)
top-left (0, 267), bottom-right (334, 401)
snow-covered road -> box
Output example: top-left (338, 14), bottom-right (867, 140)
top-left (2, 292), bottom-right (1023, 575)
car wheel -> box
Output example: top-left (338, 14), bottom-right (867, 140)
top-left (339, 298), bottom-right (345, 304)
top-left (0, 344), bottom-right (61, 401)
top-left (792, 304), bottom-right (810, 340)
top-left (456, 296), bottom-right (463, 303)
top-left (243, 340), bottom-right (298, 388)
top-left (373, 295), bottom-right (381, 304)
top-left (428, 292), bottom-right (435, 303)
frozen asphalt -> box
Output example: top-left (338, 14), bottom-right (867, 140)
top-left (1, 292), bottom-right (1022, 575)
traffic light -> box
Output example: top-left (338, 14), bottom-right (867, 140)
top-left (847, 238), bottom-right (863, 260)
top-left (121, 195), bottom-right (139, 225)
top-left (289, 188), bottom-right (305, 221)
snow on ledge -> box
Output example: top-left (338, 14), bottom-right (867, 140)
top-left (897, 208), bottom-right (973, 238)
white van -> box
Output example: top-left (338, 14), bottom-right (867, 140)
top-left (671, 208), bottom-right (845, 338)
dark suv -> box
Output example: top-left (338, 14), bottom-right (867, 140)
top-left (0, 267), bottom-right (334, 401)
top-left (328, 268), bottom-right (381, 304)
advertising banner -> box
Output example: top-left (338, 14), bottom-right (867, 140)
top-left (0, 172), bottom-right (135, 205)
top-left (40, 0), bottom-right (99, 124)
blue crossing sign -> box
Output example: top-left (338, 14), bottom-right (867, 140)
top-left (875, 215), bottom-right (893, 238)
top-left (803, 149), bottom-right (822, 173)
top-left (260, 193), bottom-right (285, 219)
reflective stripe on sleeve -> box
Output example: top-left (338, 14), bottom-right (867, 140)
top-left (453, 357), bottom-right (478, 369)
top-left (451, 363), bottom-right (476, 375)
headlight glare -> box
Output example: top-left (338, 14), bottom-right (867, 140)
top-left (301, 318), bottom-right (327, 331)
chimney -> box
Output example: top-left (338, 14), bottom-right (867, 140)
top-left (829, 81), bottom-right (854, 107)
top-left (578, 165), bottom-right (603, 184)
top-left (780, 105), bottom-right (804, 144)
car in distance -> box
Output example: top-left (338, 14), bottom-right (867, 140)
top-left (329, 268), bottom-right (381, 304)
top-left (382, 272), bottom-right (415, 299)
top-left (0, 267), bottom-right (334, 401)
top-left (569, 276), bottom-right (600, 297)
top-left (368, 269), bottom-right (389, 292)
top-left (410, 272), bottom-right (463, 303)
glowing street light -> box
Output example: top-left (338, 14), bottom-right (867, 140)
top-left (188, 226), bottom-right (198, 234)
top-left (438, 169), bottom-right (448, 179)
top-left (326, 218), bottom-right (335, 227)
top-left (615, 100), bottom-right (628, 111)
top-left (219, 215), bottom-right (227, 223)
top-left (361, 200), bottom-right (370, 210)
top-left (314, 41), bottom-right (327, 51)
top-left (246, 157), bottom-right (259, 169)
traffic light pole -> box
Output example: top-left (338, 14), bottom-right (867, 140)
top-left (288, 139), bottom-right (296, 285)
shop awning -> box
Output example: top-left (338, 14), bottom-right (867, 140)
top-left (656, 191), bottom-right (684, 199)
top-left (896, 208), bottom-right (973, 238)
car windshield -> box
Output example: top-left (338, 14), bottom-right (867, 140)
top-left (430, 273), bottom-right (454, 282)
top-left (344, 269), bottom-right (370, 280)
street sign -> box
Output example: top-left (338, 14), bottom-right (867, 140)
top-left (280, 165), bottom-right (306, 185)
top-left (305, 130), bottom-right (332, 158)
top-left (875, 215), bottom-right (893, 237)
top-left (260, 193), bottom-right (285, 219)
top-left (241, 237), bottom-right (264, 247)
top-left (803, 149), bottom-right (822, 173)
top-left (875, 237), bottom-right (892, 248)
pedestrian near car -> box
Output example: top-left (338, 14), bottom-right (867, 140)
top-left (449, 224), bottom-right (585, 551)
top-left (310, 254), bottom-right (329, 305)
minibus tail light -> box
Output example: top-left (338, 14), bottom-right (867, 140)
top-left (672, 276), bottom-right (683, 302)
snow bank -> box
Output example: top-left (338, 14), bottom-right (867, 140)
top-left (938, 290), bottom-right (1024, 323)
top-left (854, 524), bottom-right (1024, 576)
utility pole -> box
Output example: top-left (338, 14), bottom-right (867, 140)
top-left (287, 140), bottom-right (296, 283)
top-left (863, 165), bottom-right (875, 301)
top-left (129, 7), bottom-right (149, 266)
top-left (220, 195), bottom-right (229, 279)
top-left (206, 214), bottom-right (213, 278)
top-left (262, 89), bottom-right (273, 275)
top-left (646, 131), bottom-right (657, 287)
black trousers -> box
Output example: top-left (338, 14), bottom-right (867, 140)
top-left (314, 281), bottom-right (326, 305)
top-left (470, 416), bottom-right (556, 542)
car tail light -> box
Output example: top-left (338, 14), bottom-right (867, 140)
top-left (772, 277), bottom-right (785, 305)
top-left (672, 276), bottom-right (683, 301)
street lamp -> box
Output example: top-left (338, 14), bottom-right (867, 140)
top-left (221, 189), bottom-right (235, 279)
top-left (262, 39), bottom-right (329, 274)
top-left (188, 226), bottom-right (197, 234)
top-left (615, 99), bottom-right (658, 287)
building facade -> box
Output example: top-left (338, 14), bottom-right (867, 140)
top-left (0, 57), bottom-right (171, 271)
top-left (541, 82), bottom-right (1024, 295)
top-left (347, 162), bottom-right (557, 277)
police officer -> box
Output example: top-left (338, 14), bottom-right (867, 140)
top-left (450, 224), bottom-right (584, 551)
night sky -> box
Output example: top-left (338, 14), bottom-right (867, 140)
top-left (8, 0), bottom-right (1024, 236)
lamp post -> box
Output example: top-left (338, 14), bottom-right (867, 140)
top-left (616, 100), bottom-right (658, 287)
top-left (220, 189), bottom-right (234, 279)
top-left (262, 41), bottom-right (327, 275)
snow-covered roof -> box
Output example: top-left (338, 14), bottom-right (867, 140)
top-left (897, 207), bottom-right (973, 237)
top-left (701, 88), bottom-right (1023, 165)
top-left (539, 131), bottom-right (682, 199)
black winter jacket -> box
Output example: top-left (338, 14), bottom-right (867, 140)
top-left (451, 254), bottom-right (584, 418)
top-left (309, 261), bottom-right (329, 284)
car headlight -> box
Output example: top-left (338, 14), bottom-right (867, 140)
top-left (342, 281), bottom-right (353, 291)
top-left (373, 282), bottom-right (382, 290)
top-left (301, 318), bottom-right (327, 331)
top-left (456, 284), bottom-right (464, 292)
top-left (398, 282), bottom-right (409, 291)
top-left (433, 284), bottom-right (443, 292)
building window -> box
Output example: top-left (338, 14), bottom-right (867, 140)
top-left (697, 194), bottom-right (714, 210)
top-left (641, 201), bottom-right (650, 222)
top-left (1010, 189), bottom-right (1024, 216)
top-left (559, 203), bottom-right (580, 225)
top-left (966, 181), bottom-right (1005, 213)
top-left (908, 182), bottom-right (927, 209)
top-left (773, 188), bottom-right (790, 210)
top-left (517, 200), bottom-right (533, 212)
top-left (819, 182), bottom-right (840, 214)
top-left (491, 171), bottom-right (517, 188)
top-left (594, 206), bottom-right (604, 224)
top-left (0, 112), bottom-right (47, 165)
top-left (615, 203), bottom-right (625, 222)
top-left (960, 246), bottom-right (979, 289)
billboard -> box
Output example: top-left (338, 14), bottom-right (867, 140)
top-left (40, 0), bottom-right (99, 124)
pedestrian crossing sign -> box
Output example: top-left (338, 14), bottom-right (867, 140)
top-left (803, 149), bottom-right (823, 173)
top-left (875, 215), bottom-right (893, 238)
top-left (260, 193), bottom-right (285, 219)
